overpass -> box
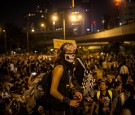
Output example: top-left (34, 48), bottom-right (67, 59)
top-left (42, 22), bottom-right (135, 47)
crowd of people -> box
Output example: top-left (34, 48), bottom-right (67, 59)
top-left (0, 42), bottom-right (135, 115)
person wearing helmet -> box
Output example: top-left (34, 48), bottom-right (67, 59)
top-left (49, 43), bottom-right (83, 115)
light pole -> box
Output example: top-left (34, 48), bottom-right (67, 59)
top-left (72, 0), bottom-right (75, 8)
top-left (3, 30), bottom-right (7, 53)
top-left (52, 13), bottom-right (66, 40)
top-left (40, 23), bottom-right (46, 39)
top-left (63, 18), bottom-right (66, 40)
top-left (52, 14), bottom-right (58, 31)
top-left (41, 23), bottom-right (46, 30)
top-left (25, 13), bottom-right (35, 53)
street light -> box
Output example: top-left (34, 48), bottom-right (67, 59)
top-left (69, 12), bottom-right (84, 34)
top-left (72, 0), bottom-right (75, 8)
top-left (114, 0), bottom-right (121, 6)
top-left (31, 28), bottom-right (35, 33)
top-left (40, 23), bottom-right (46, 30)
top-left (70, 12), bottom-right (83, 23)
top-left (52, 13), bottom-right (66, 40)
top-left (40, 23), bottom-right (46, 39)
top-left (52, 14), bottom-right (58, 32)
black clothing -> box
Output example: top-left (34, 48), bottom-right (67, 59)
top-left (121, 96), bottom-right (135, 115)
top-left (74, 58), bottom-right (85, 86)
top-left (93, 91), bottom-right (112, 115)
top-left (48, 60), bottom-right (74, 112)
top-left (120, 74), bottom-right (128, 86)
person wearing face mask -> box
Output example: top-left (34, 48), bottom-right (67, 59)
top-left (48, 43), bottom-right (83, 115)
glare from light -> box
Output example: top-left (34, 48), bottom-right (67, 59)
top-left (102, 20), bottom-right (105, 24)
top-left (78, 15), bottom-right (82, 20)
top-left (73, 28), bottom-right (78, 31)
top-left (119, 22), bottom-right (122, 26)
top-left (87, 28), bottom-right (90, 31)
top-left (31, 29), bottom-right (35, 32)
top-left (50, 49), bottom-right (54, 51)
top-left (69, 12), bottom-right (83, 23)
top-left (52, 14), bottom-right (58, 22)
top-left (41, 23), bottom-right (45, 27)
top-left (71, 15), bottom-right (76, 22)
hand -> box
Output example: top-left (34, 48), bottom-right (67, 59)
top-left (69, 99), bottom-right (80, 107)
top-left (74, 91), bottom-right (83, 101)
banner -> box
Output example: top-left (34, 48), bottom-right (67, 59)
top-left (53, 39), bottom-right (76, 49)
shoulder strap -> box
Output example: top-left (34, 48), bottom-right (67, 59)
top-left (97, 90), bottom-right (100, 100)
top-left (97, 90), bottom-right (112, 100)
top-left (108, 90), bottom-right (112, 100)
top-left (77, 58), bottom-right (86, 70)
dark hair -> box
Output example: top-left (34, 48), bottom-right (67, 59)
top-left (114, 81), bottom-right (121, 88)
top-left (122, 60), bottom-right (126, 65)
top-left (59, 42), bottom-right (77, 58)
top-left (124, 84), bottom-right (134, 96)
top-left (99, 80), bottom-right (108, 86)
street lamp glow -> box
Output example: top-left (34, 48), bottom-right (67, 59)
top-left (40, 23), bottom-right (46, 31)
top-left (52, 13), bottom-right (66, 40)
top-left (52, 15), bottom-right (58, 22)
top-left (114, 0), bottom-right (121, 2)
top-left (52, 13), bottom-right (58, 33)
top-left (78, 15), bottom-right (82, 20)
top-left (69, 12), bottom-right (85, 34)
top-left (114, 0), bottom-right (121, 6)
top-left (31, 29), bottom-right (35, 32)
top-left (52, 13), bottom-right (58, 30)
top-left (70, 12), bottom-right (83, 22)
top-left (71, 15), bottom-right (76, 22)
top-left (41, 23), bottom-right (45, 28)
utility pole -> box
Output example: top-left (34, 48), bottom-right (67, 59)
top-left (24, 13), bottom-right (35, 53)
top-left (63, 18), bottom-right (65, 40)
top-left (72, 0), bottom-right (75, 8)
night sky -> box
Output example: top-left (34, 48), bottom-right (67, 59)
top-left (0, 0), bottom-right (115, 29)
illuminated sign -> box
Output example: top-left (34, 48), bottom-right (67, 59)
top-left (53, 39), bottom-right (76, 49)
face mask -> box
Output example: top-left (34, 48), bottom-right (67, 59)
top-left (64, 54), bottom-right (76, 63)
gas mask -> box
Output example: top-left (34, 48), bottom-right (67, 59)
top-left (64, 53), bottom-right (76, 63)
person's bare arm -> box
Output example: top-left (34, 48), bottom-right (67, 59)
top-left (121, 109), bottom-right (132, 115)
top-left (90, 102), bottom-right (96, 115)
top-left (28, 73), bottom-right (33, 86)
top-left (50, 65), bottom-right (64, 101)
top-left (50, 65), bottom-right (80, 107)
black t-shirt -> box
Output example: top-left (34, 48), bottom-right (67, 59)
top-left (121, 96), bottom-right (135, 115)
top-left (93, 90), bottom-right (112, 115)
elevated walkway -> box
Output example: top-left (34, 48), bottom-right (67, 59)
top-left (41, 22), bottom-right (135, 46)
top-left (69, 22), bottom-right (135, 43)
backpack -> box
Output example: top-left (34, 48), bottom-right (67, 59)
top-left (23, 70), bottom-right (52, 114)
